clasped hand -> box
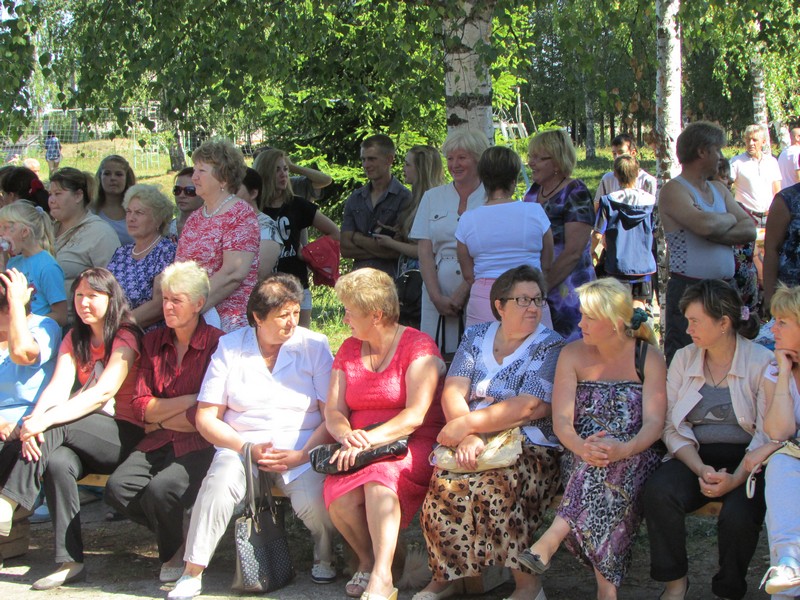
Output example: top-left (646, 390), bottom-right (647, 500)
top-left (698, 465), bottom-right (735, 498)
top-left (580, 431), bottom-right (628, 467)
top-left (251, 441), bottom-right (303, 473)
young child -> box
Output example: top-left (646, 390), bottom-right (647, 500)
top-left (0, 202), bottom-right (67, 326)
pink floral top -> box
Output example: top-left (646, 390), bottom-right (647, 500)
top-left (176, 200), bottom-right (260, 332)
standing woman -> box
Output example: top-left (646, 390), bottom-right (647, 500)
top-left (0, 201), bottom-right (67, 326)
top-left (44, 130), bottom-right (62, 175)
top-left (48, 168), bottom-right (120, 309)
top-left (237, 166), bottom-right (282, 279)
top-left (410, 131), bottom-right (489, 351)
top-left (175, 139), bottom-right (260, 333)
top-left (762, 181), bottom-right (800, 311)
top-left (94, 155), bottom-right (137, 245)
top-left (253, 148), bottom-right (340, 329)
top-left (643, 280), bottom-right (773, 600)
top-left (0, 268), bottom-right (143, 590)
top-left (373, 145), bottom-right (445, 273)
top-left (523, 129), bottom-right (595, 341)
top-left (456, 146), bottom-right (553, 327)
top-left (520, 279), bottom-right (666, 600)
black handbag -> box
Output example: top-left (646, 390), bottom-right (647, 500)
top-left (396, 268), bottom-right (423, 329)
top-left (309, 424), bottom-right (409, 475)
top-left (435, 314), bottom-right (464, 368)
top-left (231, 443), bottom-right (295, 593)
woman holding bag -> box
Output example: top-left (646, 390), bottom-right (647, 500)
top-left (323, 268), bottom-right (445, 600)
top-left (416, 266), bottom-right (564, 600)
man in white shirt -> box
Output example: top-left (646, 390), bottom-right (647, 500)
top-left (777, 126), bottom-right (800, 190)
top-left (730, 124), bottom-right (782, 224)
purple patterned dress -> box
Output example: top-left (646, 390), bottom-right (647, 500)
top-left (557, 380), bottom-right (662, 587)
top-left (523, 180), bottom-right (595, 341)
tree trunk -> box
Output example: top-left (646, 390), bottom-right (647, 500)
top-left (584, 92), bottom-right (596, 159)
top-left (599, 112), bottom-right (605, 148)
top-left (610, 112), bottom-right (615, 141)
top-left (749, 24), bottom-right (771, 151)
top-left (168, 125), bottom-right (186, 172)
top-left (441, 0), bottom-right (497, 142)
top-left (655, 0), bottom-right (682, 184)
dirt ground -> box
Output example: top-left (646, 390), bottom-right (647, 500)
top-left (0, 499), bottom-right (772, 599)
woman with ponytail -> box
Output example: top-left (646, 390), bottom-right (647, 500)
top-left (0, 201), bottom-right (67, 325)
top-left (0, 166), bottom-right (49, 213)
top-left (519, 277), bottom-right (666, 600)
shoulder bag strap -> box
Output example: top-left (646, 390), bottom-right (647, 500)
top-left (242, 442), bottom-right (258, 518)
top-left (635, 338), bottom-right (648, 383)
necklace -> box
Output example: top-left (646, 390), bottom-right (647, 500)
top-left (257, 338), bottom-right (281, 370)
top-left (704, 358), bottom-right (732, 388)
top-left (131, 234), bottom-right (161, 257)
top-left (202, 193), bottom-right (235, 218)
top-left (486, 194), bottom-right (514, 205)
top-left (367, 325), bottom-right (401, 372)
top-left (540, 177), bottom-right (567, 199)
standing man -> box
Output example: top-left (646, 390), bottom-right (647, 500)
top-left (730, 124), bottom-right (782, 224)
top-left (777, 125), bottom-right (800, 190)
top-left (594, 133), bottom-right (657, 203)
top-left (340, 134), bottom-right (411, 277)
top-left (659, 121), bottom-right (756, 364)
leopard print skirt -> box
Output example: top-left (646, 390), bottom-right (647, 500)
top-left (420, 444), bottom-right (561, 580)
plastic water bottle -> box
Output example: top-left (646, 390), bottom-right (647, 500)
top-left (0, 238), bottom-right (10, 252)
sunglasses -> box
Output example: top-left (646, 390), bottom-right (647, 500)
top-left (173, 185), bottom-right (197, 197)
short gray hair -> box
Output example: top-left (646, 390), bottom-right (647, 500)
top-left (123, 184), bottom-right (175, 235)
top-left (161, 261), bottom-right (210, 304)
top-left (442, 130), bottom-right (491, 163)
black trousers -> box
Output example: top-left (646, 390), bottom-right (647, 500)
top-left (0, 413), bottom-right (142, 563)
top-left (104, 444), bottom-right (215, 562)
top-left (643, 443), bottom-right (766, 600)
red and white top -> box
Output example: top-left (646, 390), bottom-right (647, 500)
top-left (176, 200), bottom-right (260, 332)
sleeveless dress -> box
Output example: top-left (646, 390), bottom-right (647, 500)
top-left (557, 379), bottom-right (662, 587)
top-left (322, 328), bottom-right (444, 528)
top-left (776, 183), bottom-right (800, 287)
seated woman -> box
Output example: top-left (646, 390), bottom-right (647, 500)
top-left (167, 273), bottom-right (337, 600)
top-left (93, 155), bottom-right (137, 245)
top-left (0, 269), bottom-right (61, 470)
top-left (105, 261), bottom-right (223, 583)
top-left (643, 279), bottom-right (774, 600)
top-left (168, 168), bottom-right (204, 241)
top-left (107, 184), bottom-right (177, 330)
top-left (0, 201), bottom-right (67, 326)
top-left (49, 168), bottom-right (120, 310)
top-left (0, 267), bottom-right (143, 590)
top-left (324, 268), bottom-right (444, 600)
top-left (456, 146), bottom-right (553, 327)
top-left (757, 285), bottom-right (800, 597)
top-left (0, 166), bottom-right (49, 212)
top-left (416, 265), bottom-right (564, 600)
top-left (519, 278), bottom-right (666, 600)
top-left (175, 140), bottom-right (259, 332)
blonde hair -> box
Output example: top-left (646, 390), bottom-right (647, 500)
top-left (528, 129), bottom-right (577, 176)
top-left (335, 268), bottom-right (399, 324)
top-left (399, 145), bottom-right (445, 238)
top-left (771, 284), bottom-right (800, 325)
top-left (123, 184), bottom-right (175, 235)
top-left (0, 200), bottom-right (55, 255)
top-left (252, 148), bottom-right (294, 210)
top-left (577, 278), bottom-right (657, 345)
top-left (160, 261), bottom-right (210, 304)
top-left (441, 130), bottom-right (491, 163)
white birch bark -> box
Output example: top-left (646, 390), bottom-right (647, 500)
top-left (441, 0), bottom-right (496, 142)
top-left (655, 0), bottom-right (681, 185)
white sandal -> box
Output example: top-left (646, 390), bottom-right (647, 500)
top-left (346, 571), bottom-right (371, 598)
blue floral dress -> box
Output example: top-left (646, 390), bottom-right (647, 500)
top-left (524, 180), bottom-right (595, 341)
top-left (776, 183), bottom-right (800, 287)
top-left (557, 379), bottom-right (662, 587)
top-left (107, 238), bottom-right (176, 328)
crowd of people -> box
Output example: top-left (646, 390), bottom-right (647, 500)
top-left (0, 120), bottom-right (798, 600)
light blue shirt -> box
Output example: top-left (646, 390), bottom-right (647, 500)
top-left (0, 314), bottom-right (62, 425)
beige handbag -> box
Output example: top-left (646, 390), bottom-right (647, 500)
top-left (430, 427), bottom-right (524, 473)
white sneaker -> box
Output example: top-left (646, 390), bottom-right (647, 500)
top-left (761, 562), bottom-right (800, 594)
top-left (310, 561), bottom-right (336, 584)
top-left (167, 574), bottom-right (202, 599)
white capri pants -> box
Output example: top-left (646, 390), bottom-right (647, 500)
top-left (183, 448), bottom-right (334, 567)
top-left (765, 453), bottom-right (800, 599)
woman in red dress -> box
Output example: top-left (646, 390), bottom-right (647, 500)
top-left (324, 268), bottom-right (445, 600)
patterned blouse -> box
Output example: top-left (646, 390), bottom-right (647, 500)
top-left (448, 320), bottom-right (564, 445)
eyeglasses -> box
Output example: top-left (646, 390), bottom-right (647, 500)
top-left (173, 185), bottom-right (197, 197)
top-left (528, 155), bottom-right (552, 162)
top-left (501, 296), bottom-right (547, 308)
